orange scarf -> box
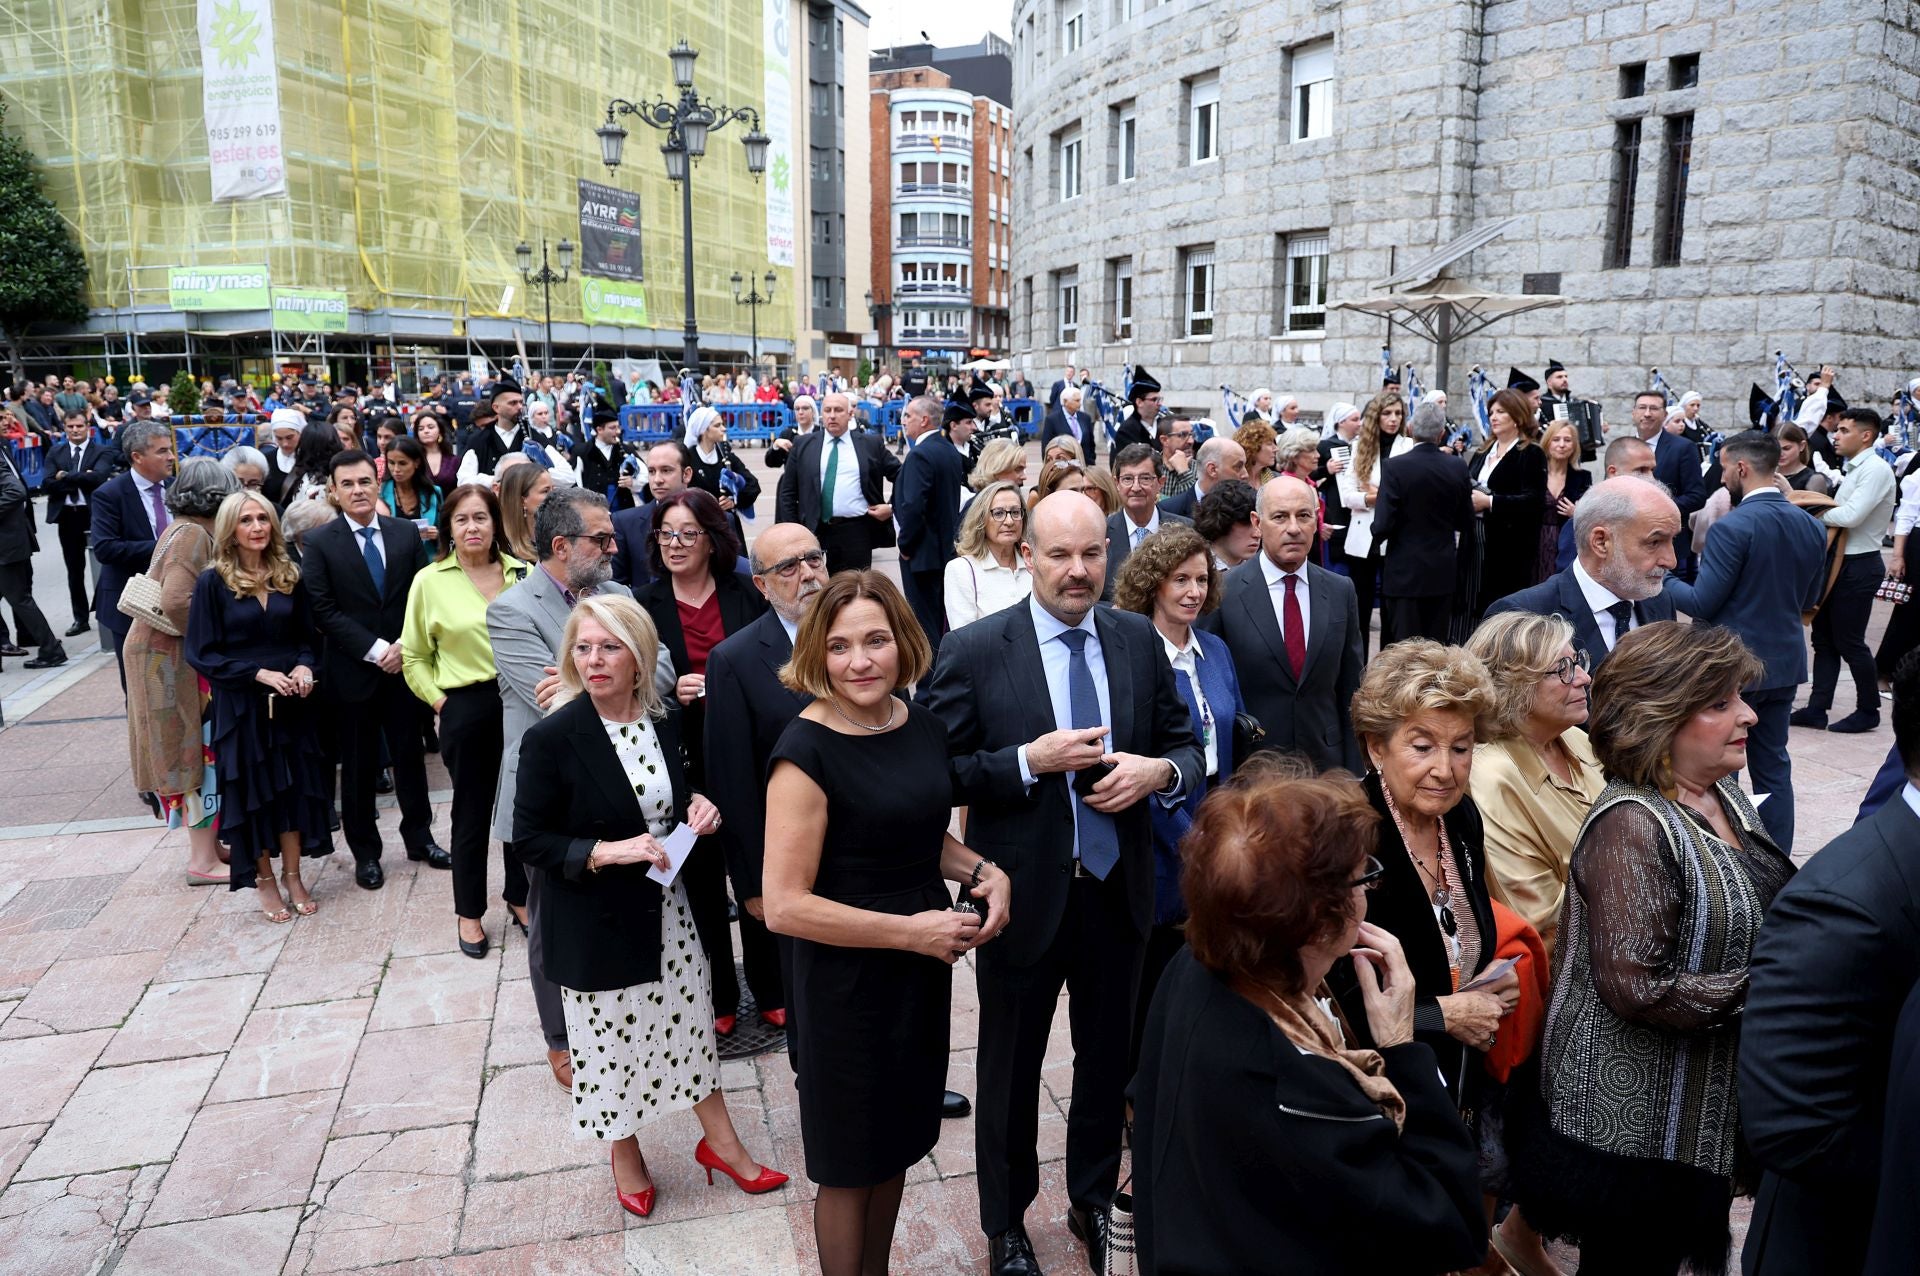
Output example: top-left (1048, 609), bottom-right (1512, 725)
top-left (1483, 898), bottom-right (1551, 1083)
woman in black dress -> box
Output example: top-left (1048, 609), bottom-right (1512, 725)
top-left (764, 572), bottom-right (1012, 1276)
top-left (1470, 389), bottom-right (1548, 617)
top-left (184, 490), bottom-right (333, 922)
top-left (1537, 419), bottom-right (1591, 580)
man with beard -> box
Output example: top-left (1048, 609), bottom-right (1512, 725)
top-left (487, 486), bottom-right (674, 1092)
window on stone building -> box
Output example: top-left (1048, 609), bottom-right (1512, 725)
top-left (1111, 102), bottom-right (1137, 182)
top-left (1278, 233), bottom-right (1329, 334)
top-left (1063, 7), bottom-right (1085, 54)
top-left (1187, 75), bottom-right (1220, 163)
top-left (1181, 245), bottom-right (1215, 338)
top-left (1108, 257), bottom-right (1134, 340)
top-left (1288, 41), bottom-right (1334, 143)
top-left (1056, 270), bottom-right (1080, 345)
top-left (813, 276), bottom-right (833, 309)
top-left (1654, 113), bottom-right (1694, 266)
top-left (1669, 54), bottom-right (1699, 91)
top-left (1059, 126), bottom-right (1084, 201)
top-left (1023, 276), bottom-right (1036, 346)
top-left (817, 149), bottom-right (834, 182)
top-left (1619, 63), bottom-right (1646, 98)
top-left (1605, 120), bottom-right (1642, 269)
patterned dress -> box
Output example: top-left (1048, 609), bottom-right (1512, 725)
top-left (560, 714), bottom-right (718, 1142)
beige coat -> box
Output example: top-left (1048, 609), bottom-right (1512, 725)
top-left (126, 519), bottom-right (216, 796)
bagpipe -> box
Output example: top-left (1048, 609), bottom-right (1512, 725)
top-left (1648, 368), bottom-right (1679, 407)
top-left (1891, 387), bottom-right (1918, 453)
top-left (1454, 365), bottom-right (1494, 451)
top-left (1220, 384), bottom-right (1251, 430)
top-left (1083, 372), bottom-right (1132, 448)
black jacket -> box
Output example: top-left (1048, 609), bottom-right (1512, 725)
top-left (1739, 794), bottom-right (1920, 1276)
top-left (1133, 951), bottom-right (1486, 1275)
top-left (41, 438), bottom-right (118, 526)
top-left (300, 514), bottom-right (433, 702)
top-left (893, 431), bottom-right (968, 575)
top-left (773, 428), bottom-right (900, 548)
top-left (0, 453), bottom-right (39, 566)
top-left (1485, 565), bottom-right (1678, 673)
top-left (1039, 407), bottom-right (1097, 462)
top-left (575, 439), bottom-right (638, 511)
top-left (1111, 412), bottom-right (1156, 466)
top-left (703, 609), bottom-right (811, 902)
top-left (1373, 441), bottom-right (1474, 599)
top-left (512, 695), bottom-right (693, 992)
top-left (89, 472), bottom-right (166, 637)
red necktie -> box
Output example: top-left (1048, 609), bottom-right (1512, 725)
top-left (1283, 575), bottom-right (1305, 680)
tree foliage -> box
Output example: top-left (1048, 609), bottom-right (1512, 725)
top-left (0, 100), bottom-right (88, 344)
top-left (170, 371), bottom-right (203, 416)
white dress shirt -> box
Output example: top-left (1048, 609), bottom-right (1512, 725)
top-left (64, 440), bottom-right (88, 507)
top-left (1259, 552), bottom-right (1312, 644)
top-left (1826, 449), bottom-right (1898, 556)
top-left (820, 429), bottom-right (868, 519)
top-left (342, 511), bottom-right (392, 663)
top-left (1572, 558), bottom-right (1635, 649)
top-left (943, 551), bottom-right (1033, 631)
top-left (1017, 597), bottom-right (1110, 861)
top-left (1160, 627), bottom-right (1218, 778)
top-left (1120, 508), bottom-right (1162, 550)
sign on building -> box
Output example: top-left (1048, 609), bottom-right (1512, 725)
top-left (762, 0), bottom-right (795, 267)
top-left (580, 278), bottom-right (651, 327)
top-left (168, 265), bottom-right (271, 310)
top-left (271, 288), bottom-right (350, 333)
top-left (577, 179), bottom-right (644, 281)
top-left (197, 0), bottom-right (287, 201)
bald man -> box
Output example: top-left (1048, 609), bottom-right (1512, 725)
top-left (772, 391), bottom-right (901, 573)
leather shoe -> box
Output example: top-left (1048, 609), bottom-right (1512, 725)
top-left (941, 1089), bottom-right (971, 1119)
top-left (64, 620), bottom-right (90, 637)
top-left (24, 649), bottom-right (67, 669)
top-left (0, 644), bottom-right (26, 657)
top-left (1789, 706), bottom-right (1828, 729)
top-left (375, 767), bottom-right (394, 794)
top-left (1067, 1205), bottom-right (1109, 1275)
top-left (408, 841), bottom-right (453, 869)
top-left (1830, 710), bottom-right (1881, 734)
top-left (458, 932), bottom-right (489, 959)
top-left (329, 807), bottom-right (341, 832)
top-left (547, 1048), bottom-right (574, 1091)
top-left (355, 860), bottom-right (385, 890)
top-left (988, 1225), bottom-right (1041, 1276)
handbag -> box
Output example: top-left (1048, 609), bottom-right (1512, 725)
top-left (1876, 577), bottom-right (1913, 605)
top-left (1104, 1181), bottom-right (1137, 1276)
top-left (117, 570), bottom-right (179, 636)
top-left (1231, 710), bottom-right (1266, 769)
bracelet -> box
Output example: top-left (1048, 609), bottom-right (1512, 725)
top-left (588, 841), bottom-right (602, 874)
top-left (970, 858), bottom-right (994, 887)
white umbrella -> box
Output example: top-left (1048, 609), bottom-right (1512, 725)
top-left (1329, 276), bottom-right (1564, 388)
top-left (959, 357), bottom-right (1011, 373)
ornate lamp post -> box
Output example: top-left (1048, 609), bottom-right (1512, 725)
top-left (514, 238), bottom-right (573, 379)
top-left (731, 269), bottom-right (776, 370)
top-left (596, 39), bottom-right (769, 377)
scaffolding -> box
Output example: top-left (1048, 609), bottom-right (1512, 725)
top-left (0, 0), bottom-right (791, 375)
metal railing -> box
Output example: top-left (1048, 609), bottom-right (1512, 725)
top-left (892, 130), bottom-right (971, 152)
top-left (896, 234), bottom-right (971, 250)
top-left (895, 181), bottom-right (972, 198)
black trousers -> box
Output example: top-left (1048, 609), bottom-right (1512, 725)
top-left (1808, 554), bottom-right (1883, 715)
top-left (1385, 593), bottom-right (1452, 646)
top-left (0, 559), bottom-right (58, 655)
top-left (975, 872), bottom-right (1144, 1235)
top-left (817, 516), bottom-right (875, 574)
top-left (439, 681), bottom-right (523, 918)
top-left (1128, 921), bottom-right (1186, 1077)
top-left (1350, 551), bottom-right (1383, 655)
top-left (55, 511), bottom-right (90, 623)
top-left (900, 565), bottom-right (948, 653)
top-left (335, 678), bottom-right (434, 863)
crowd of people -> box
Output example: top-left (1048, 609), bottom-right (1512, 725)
top-left (13, 347), bottom-right (1907, 1276)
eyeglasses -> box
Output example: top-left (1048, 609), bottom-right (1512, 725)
top-left (1348, 855), bottom-right (1386, 892)
top-left (238, 477), bottom-right (265, 490)
top-left (571, 642), bottom-right (627, 659)
top-left (760, 549), bottom-right (826, 579)
top-left (654, 528), bottom-right (707, 546)
top-left (570, 532), bottom-right (617, 551)
top-left (987, 507), bottom-right (1025, 523)
top-left (1117, 474), bottom-right (1160, 489)
top-left (1163, 429), bottom-right (1194, 442)
top-left (1549, 649), bottom-right (1591, 685)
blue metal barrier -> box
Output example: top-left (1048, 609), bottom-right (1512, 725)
top-left (619, 403), bottom-right (797, 447)
top-left (618, 404), bottom-right (683, 445)
top-left (868, 401), bottom-right (905, 440)
top-left (10, 443), bottom-right (45, 490)
top-left (1005, 397), bottom-right (1043, 439)
top-left (172, 425), bottom-right (259, 459)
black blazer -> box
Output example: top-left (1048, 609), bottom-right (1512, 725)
top-left (773, 428), bottom-right (900, 548)
top-left (1110, 412), bottom-right (1155, 466)
top-left (1134, 951), bottom-right (1485, 1276)
top-left (922, 601), bottom-right (1203, 967)
top-left (301, 514), bottom-right (433, 702)
top-left (511, 695), bottom-right (693, 992)
top-left (1201, 558), bottom-right (1364, 773)
top-left (42, 439), bottom-right (117, 526)
top-left (610, 499), bottom-right (657, 588)
top-left (893, 431), bottom-right (967, 575)
top-left (1484, 565), bottom-right (1678, 673)
top-left (1327, 772), bottom-right (1500, 1108)
top-left (1865, 977), bottom-right (1920, 1276)
top-left (1039, 407), bottom-right (1097, 462)
top-left (89, 472), bottom-right (167, 637)
top-left (0, 454), bottom-right (39, 566)
top-left (1373, 441), bottom-right (1474, 599)
top-left (1739, 795), bottom-right (1920, 1276)
top-left (703, 609), bottom-right (811, 902)
top-left (1651, 428), bottom-right (1707, 559)
top-left (635, 569), bottom-right (768, 786)
top-left (575, 439), bottom-right (637, 510)
top-left (1470, 440), bottom-right (1547, 545)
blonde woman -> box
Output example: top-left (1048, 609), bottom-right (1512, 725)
top-left (944, 479), bottom-right (1032, 630)
top-left (496, 462), bottom-right (553, 562)
top-left (1538, 419), bottom-right (1590, 580)
top-left (1338, 391), bottom-right (1413, 653)
top-left (184, 491), bottom-right (333, 922)
top-left (968, 437), bottom-right (1027, 492)
top-left (1029, 457), bottom-right (1090, 510)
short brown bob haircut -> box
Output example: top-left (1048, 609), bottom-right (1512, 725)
top-left (1182, 755), bottom-right (1380, 997)
top-left (779, 570), bottom-right (932, 699)
top-left (1113, 525), bottom-right (1223, 618)
top-left (1588, 621), bottom-right (1763, 792)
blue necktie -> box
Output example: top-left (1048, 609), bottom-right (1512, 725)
top-left (1058, 629), bottom-right (1120, 880)
top-left (360, 526), bottom-right (386, 595)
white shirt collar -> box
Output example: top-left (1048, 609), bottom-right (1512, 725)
top-left (343, 510), bottom-right (379, 535)
top-left (1903, 783), bottom-right (1920, 824)
top-left (1158, 625), bottom-right (1203, 666)
top-left (778, 612), bottom-right (799, 645)
top-left (1259, 552), bottom-right (1307, 590)
top-left (975, 551), bottom-right (1026, 575)
top-left (1029, 593), bottom-right (1094, 646)
top-left (1571, 558), bottom-right (1628, 613)
top-left (133, 470), bottom-right (162, 491)
top-left (1125, 507), bottom-right (1160, 535)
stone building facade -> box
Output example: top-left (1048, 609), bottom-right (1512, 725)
top-left (1008, 0), bottom-right (1920, 425)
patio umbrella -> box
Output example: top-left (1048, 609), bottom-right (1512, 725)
top-left (1329, 276), bottom-right (1564, 390)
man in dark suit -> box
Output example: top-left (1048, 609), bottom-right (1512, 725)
top-left (1109, 366), bottom-right (1162, 464)
top-left (302, 451), bottom-right (445, 890)
top-left (573, 415), bottom-right (638, 511)
top-left (1156, 435), bottom-right (1248, 520)
top-left (1103, 443), bottom-right (1192, 601)
top-left (891, 395), bottom-right (969, 650)
top-left (91, 420), bottom-right (175, 684)
top-left (1372, 401), bottom-right (1474, 643)
top-left (43, 408), bottom-right (118, 636)
top-left (610, 440), bottom-right (690, 587)
top-left (1039, 384), bottom-right (1097, 464)
top-left (1203, 476), bottom-right (1363, 773)
top-left (1739, 650), bottom-right (1920, 1276)
top-left (924, 492), bottom-right (1202, 1276)
top-left (1628, 389), bottom-right (1706, 572)
top-left (1486, 475), bottom-right (1679, 671)
top-left (773, 391), bottom-right (900, 573)
top-left (0, 445), bottom-right (64, 669)
top-left (1664, 431), bottom-right (1827, 851)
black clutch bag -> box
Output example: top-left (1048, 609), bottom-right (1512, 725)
top-left (1231, 711), bottom-right (1266, 770)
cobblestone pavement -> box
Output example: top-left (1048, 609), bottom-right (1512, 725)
top-left (0, 438), bottom-right (1901, 1273)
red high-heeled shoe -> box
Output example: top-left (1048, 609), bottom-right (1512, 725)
top-left (713, 1014), bottom-right (737, 1037)
top-left (611, 1147), bottom-right (655, 1218)
top-left (759, 1008), bottom-right (788, 1028)
top-left (693, 1138), bottom-right (789, 1194)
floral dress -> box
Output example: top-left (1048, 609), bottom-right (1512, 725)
top-left (560, 714), bottom-right (718, 1141)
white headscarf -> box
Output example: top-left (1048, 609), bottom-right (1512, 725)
top-left (1324, 402), bottom-right (1360, 436)
top-left (684, 404), bottom-right (721, 448)
top-left (1678, 390), bottom-right (1702, 410)
top-left (1247, 388), bottom-right (1274, 419)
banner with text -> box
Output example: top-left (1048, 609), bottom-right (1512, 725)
top-left (198, 0), bottom-right (287, 201)
top-left (271, 288), bottom-right (350, 333)
top-left (762, 0), bottom-right (795, 267)
top-left (580, 277), bottom-right (651, 328)
top-left (577, 179), bottom-right (644, 281)
top-left (169, 264), bottom-right (271, 311)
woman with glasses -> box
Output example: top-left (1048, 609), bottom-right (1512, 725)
top-left (635, 489), bottom-right (770, 1039)
top-left (220, 445), bottom-right (270, 492)
top-left (943, 479), bottom-right (1031, 631)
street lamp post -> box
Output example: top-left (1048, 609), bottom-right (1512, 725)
top-left (596, 39), bottom-right (769, 378)
top-left (515, 237), bottom-right (573, 380)
top-left (865, 290), bottom-right (892, 369)
top-left (731, 269), bottom-right (776, 371)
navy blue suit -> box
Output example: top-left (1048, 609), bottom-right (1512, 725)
top-left (893, 430), bottom-right (968, 650)
top-left (1666, 488), bottom-right (1827, 849)
top-left (90, 471), bottom-right (168, 673)
top-left (1484, 563), bottom-right (1676, 672)
top-left (1651, 430), bottom-right (1707, 568)
top-left (609, 498), bottom-right (657, 587)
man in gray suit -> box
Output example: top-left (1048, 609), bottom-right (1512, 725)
top-left (1202, 476), bottom-right (1364, 773)
top-left (1102, 442), bottom-right (1191, 600)
top-left (488, 485), bottom-right (673, 1092)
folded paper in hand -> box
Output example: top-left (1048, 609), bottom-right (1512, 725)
top-left (645, 823), bottom-right (699, 888)
top-left (1461, 955), bottom-right (1519, 993)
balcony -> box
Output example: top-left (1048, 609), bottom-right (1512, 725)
top-left (895, 181), bottom-right (972, 200)
top-left (897, 234), bottom-right (972, 250)
top-left (897, 326), bottom-right (970, 344)
top-left (893, 130), bottom-right (970, 153)
top-left (896, 280), bottom-right (970, 299)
